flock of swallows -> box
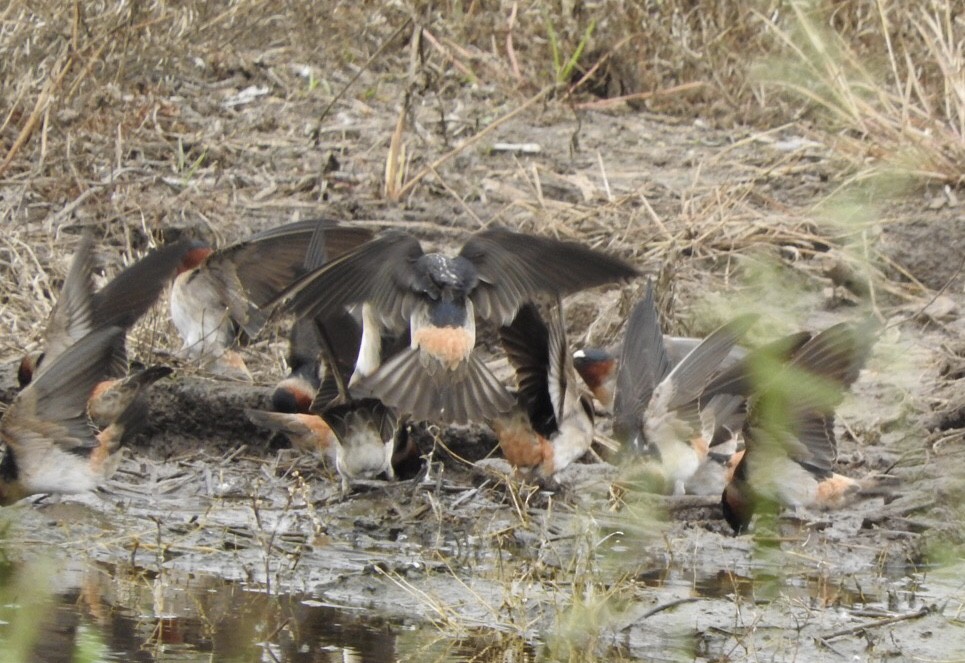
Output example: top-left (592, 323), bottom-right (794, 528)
top-left (0, 218), bottom-right (877, 533)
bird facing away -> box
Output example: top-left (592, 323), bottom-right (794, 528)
top-left (0, 326), bottom-right (131, 504)
top-left (721, 321), bottom-right (875, 534)
top-left (613, 282), bottom-right (757, 495)
top-left (169, 218), bottom-right (372, 380)
top-left (278, 227), bottom-right (639, 424)
top-left (493, 300), bottom-right (595, 479)
top-left (19, 234), bottom-right (192, 388)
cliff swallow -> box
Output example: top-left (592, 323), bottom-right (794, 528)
top-left (169, 218), bottom-right (371, 380)
top-left (0, 326), bottom-right (129, 504)
top-left (87, 365), bottom-right (173, 435)
top-left (270, 228), bottom-right (331, 413)
top-left (271, 317), bottom-right (324, 414)
top-left (279, 228), bottom-right (639, 424)
top-left (245, 408), bottom-right (339, 465)
top-left (573, 336), bottom-right (747, 412)
top-left (493, 300), bottom-right (595, 479)
top-left (19, 234), bottom-right (191, 387)
top-left (721, 321), bottom-right (875, 533)
top-left (613, 282), bottom-right (756, 495)
top-left (311, 308), bottom-right (412, 494)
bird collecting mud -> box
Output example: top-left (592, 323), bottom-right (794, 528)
top-left (493, 300), bottom-right (595, 479)
top-left (278, 228), bottom-right (638, 424)
top-left (0, 326), bottom-right (132, 504)
top-left (19, 233), bottom-right (191, 388)
top-left (611, 282), bottom-right (756, 495)
top-left (721, 321), bottom-right (877, 533)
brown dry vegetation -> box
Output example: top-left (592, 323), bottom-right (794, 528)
top-left (0, 0), bottom-right (963, 660)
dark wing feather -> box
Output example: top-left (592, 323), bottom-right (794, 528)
top-left (311, 308), bottom-right (364, 407)
top-left (545, 298), bottom-right (572, 428)
top-left (219, 220), bottom-right (371, 309)
top-left (659, 313), bottom-right (757, 413)
top-left (612, 282), bottom-right (671, 444)
top-left (462, 228), bottom-right (638, 325)
top-left (10, 327), bottom-right (125, 451)
top-left (700, 331), bottom-right (813, 403)
top-left (92, 238), bottom-right (193, 329)
top-left (280, 231), bottom-right (426, 331)
top-left (499, 303), bottom-right (556, 437)
top-left (787, 321), bottom-right (872, 409)
top-left (743, 320), bottom-right (874, 477)
top-left (39, 233), bottom-right (96, 371)
top-left (355, 347), bottom-right (514, 424)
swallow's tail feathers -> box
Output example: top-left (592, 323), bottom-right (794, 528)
top-left (614, 282), bottom-right (669, 425)
top-left (612, 282), bottom-right (670, 454)
top-left (356, 348), bottom-right (514, 424)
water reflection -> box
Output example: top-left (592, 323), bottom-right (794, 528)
top-left (0, 560), bottom-right (415, 662)
top-left (0, 548), bottom-right (942, 662)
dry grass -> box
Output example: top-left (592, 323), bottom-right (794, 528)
top-left (0, 1), bottom-right (960, 658)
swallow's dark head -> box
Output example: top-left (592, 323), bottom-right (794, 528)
top-left (177, 241), bottom-right (213, 275)
top-left (416, 254), bottom-right (477, 299)
top-left (722, 481), bottom-right (755, 534)
top-left (272, 379), bottom-right (316, 414)
top-left (572, 348), bottom-right (616, 390)
top-left (17, 351), bottom-right (43, 388)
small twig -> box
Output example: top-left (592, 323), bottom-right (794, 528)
top-left (572, 82), bottom-right (706, 110)
top-left (505, 3), bottom-right (522, 83)
top-left (422, 28), bottom-right (477, 80)
top-left (620, 597), bottom-right (701, 631)
top-left (884, 253), bottom-right (965, 332)
top-left (314, 17), bottom-right (413, 140)
top-left (395, 85), bottom-right (555, 199)
top-left (821, 606), bottom-right (931, 640)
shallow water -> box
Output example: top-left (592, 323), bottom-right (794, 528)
top-left (0, 557), bottom-right (541, 663)
top-left (0, 540), bottom-right (958, 663)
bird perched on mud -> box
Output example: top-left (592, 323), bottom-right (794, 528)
top-left (0, 326), bottom-right (135, 504)
top-left (18, 233), bottom-right (192, 388)
top-left (311, 311), bottom-right (408, 495)
top-left (277, 228), bottom-right (639, 424)
top-left (493, 300), bottom-right (595, 479)
top-left (612, 282), bottom-right (756, 495)
top-left (245, 407), bottom-right (339, 465)
top-left (721, 321), bottom-right (876, 533)
top-left (17, 234), bottom-right (185, 443)
top-left (169, 218), bottom-right (371, 380)
top-left (248, 307), bottom-right (415, 489)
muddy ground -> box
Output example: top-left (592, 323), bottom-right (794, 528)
top-left (1, 6), bottom-right (964, 661)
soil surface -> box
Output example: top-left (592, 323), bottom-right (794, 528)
top-left (0, 11), bottom-right (963, 661)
